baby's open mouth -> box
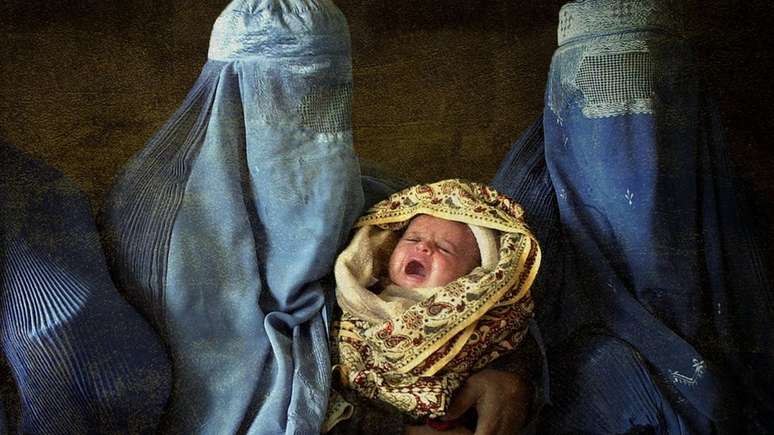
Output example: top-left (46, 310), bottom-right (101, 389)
top-left (405, 260), bottom-right (426, 277)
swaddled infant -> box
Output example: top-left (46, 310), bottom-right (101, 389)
top-left (325, 179), bottom-right (539, 431)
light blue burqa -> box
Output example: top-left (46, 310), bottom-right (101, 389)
top-left (100, 1), bottom-right (363, 433)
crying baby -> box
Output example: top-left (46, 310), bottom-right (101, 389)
top-left (324, 179), bottom-right (541, 431)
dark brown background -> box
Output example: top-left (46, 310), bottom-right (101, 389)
top-left (1, 1), bottom-right (772, 230)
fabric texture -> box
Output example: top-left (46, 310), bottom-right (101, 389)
top-left (467, 224), bottom-right (499, 270)
top-left (99, 1), bottom-right (363, 434)
top-left (493, 0), bottom-right (773, 433)
top-left (0, 142), bottom-right (171, 434)
top-left (327, 179), bottom-right (540, 425)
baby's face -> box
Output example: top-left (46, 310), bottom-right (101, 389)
top-left (388, 215), bottom-right (481, 289)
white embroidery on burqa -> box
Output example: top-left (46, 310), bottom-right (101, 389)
top-left (625, 189), bottom-right (635, 206)
top-left (669, 359), bottom-right (705, 386)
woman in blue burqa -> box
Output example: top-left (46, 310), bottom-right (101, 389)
top-left (492, 0), bottom-right (773, 433)
top-left (100, 1), bottom-right (537, 434)
top-left (100, 0), bottom-right (363, 433)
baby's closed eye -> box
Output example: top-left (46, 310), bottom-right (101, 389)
top-left (438, 243), bottom-right (455, 255)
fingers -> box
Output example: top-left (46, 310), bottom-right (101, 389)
top-left (442, 381), bottom-right (480, 421)
top-left (468, 370), bottom-right (530, 435)
top-left (406, 424), bottom-right (473, 435)
top-left (440, 426), bottom-right (474, 435)
top-left (443, 370), bottom-right (531, 434)
top-left (472, 396), bottom-right (500, 435)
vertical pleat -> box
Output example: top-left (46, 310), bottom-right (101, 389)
top-left (101, 61), bottom-right (226, 332)
top-left (1, 143), bottom-right (171, 434)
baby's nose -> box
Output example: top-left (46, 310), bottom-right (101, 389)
top-left (416, 240), bottom-right (434, 254)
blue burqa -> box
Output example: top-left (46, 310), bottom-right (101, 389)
top-left (493, 1), bottom-right (773, 433)
top-left (100, 1), bottom-right (363, 433)
top-left (0, 142), bottom-right (171, 434)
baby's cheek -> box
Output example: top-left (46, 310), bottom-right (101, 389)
top-left (387, 249), bottom-right (402, 279)
top-left (388, 248), bottom-right (402, 268)
top-left (436, 259), bottom-right (458, 281)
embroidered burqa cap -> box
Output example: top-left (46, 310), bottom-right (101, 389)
top-left (328, 179), bottom-right (540, 423)
top-left (208, 0), bottom-right (350, 61)
top-left (100, 1), bottom-right (363, 433)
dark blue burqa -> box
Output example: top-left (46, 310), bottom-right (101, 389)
top-left (492, 1), bottom-right (773, 433)
top-left (0, 143), bottom-right (171, 434)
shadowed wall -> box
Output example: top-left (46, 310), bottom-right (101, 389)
top-left (1, 1), bottom-right (772, 227)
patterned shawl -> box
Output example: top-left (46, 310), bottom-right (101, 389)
top-left (325, 179), bottom-right (541, 428)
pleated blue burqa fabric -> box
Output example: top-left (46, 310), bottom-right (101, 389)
top-left (0, 142), bottom-right (171, 434)
top-left (493, 1), bottom-right (773, 433)
top-left (100, 1), bottom-right (363, 433)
